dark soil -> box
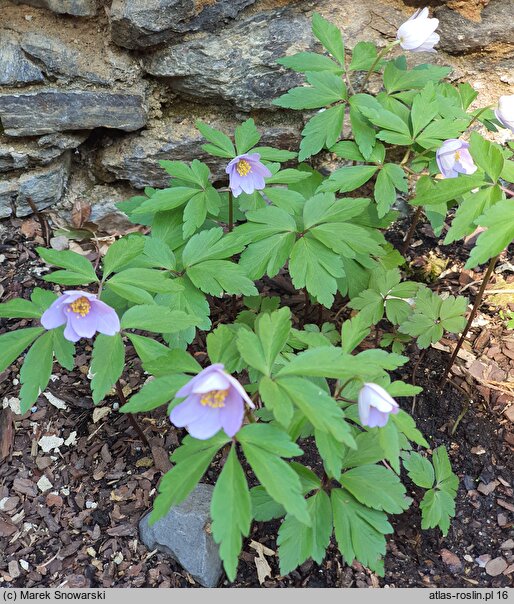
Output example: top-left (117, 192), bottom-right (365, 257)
top-left (0, 215), bottom-right (513, 589)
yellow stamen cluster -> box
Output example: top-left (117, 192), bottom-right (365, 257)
top-left (236, 159), bottom-right (252, 177)
top-left (200, 389), bottom-right (229, 409)
top-left (67, 296), bottom-right (91, 317)
top-left (454, 150), bottom-right (461, 161)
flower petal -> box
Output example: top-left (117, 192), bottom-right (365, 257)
top-left (41, 300), bottom-right (67, 330)
top-left (186, 410), bottom-right (223, 440)
top-left (63, 319), bottom-right (81, 342)
top-left (170, 395), bottom-right (205, 427)
top-left (68, 312), bottom-right (97, 339)
top-left (90, 300), bottom-right (120, 336)
top-left (219, 389), bottom-right (245, 437)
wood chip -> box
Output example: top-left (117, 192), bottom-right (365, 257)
top-left (497, 498), bottom-right (514, 512)
top-left (0, 408), bottom-right (14, 460)
top-left (477, 480), bottom-right (500, 496)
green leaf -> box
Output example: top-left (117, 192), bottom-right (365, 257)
top-left (349, 105), bottom-right (376, 160)
top-left (187, 260), bottom-right (257, 297)
top-left (341, 314), bottom-right (372, 353)
top-left (31, 288), bottom-right (58, 312)
top-left (90, 333), bottom-right (125, 404)
top-left (433, 446), bottom-right (458, 494)
top-left (211, 447), bottom-right (252, 581)
top-left (250, 147), bottom-right (297, 162)
top-left (102, 235), bottom-right (145, 277)
top-left (182, 228), bottom-right (245, 266)
top-left (106, 282), bottom-right (154, 305)
top-left (150, 434), bottom-right (228, 524)
top-left (259, 375), bottom-right (295, 428)
top-left (276, 377), bottom-right (355, 446)
top-left (37, 247), bottom-right (98, 283)
top-left (0, 298), bottom-right (41, 319)
top-left (274, 72), bottom-right (346, 110)
top-left (332, 489), bottom-right (392, 575)
top-left (469, 132), bottom-right (504, 182)
top-left (143, 349), bottom-right (202, 377)
top-left (349, 42), bottom-right (381, 71)
top-left (239, 427), bottom-right (310, 525)
top-left (403, 452), bottom-right (435, 489)
top-left (465, 197), bottom-right (514, 268)
top-left (108, 268), bottom-right (176, 293)
top-left (420, 488), bottom-right (456, 536)
top-left (0, 327), bottom-right (45, 373)
top-left (251, 486), bottom-right (286, 521)
top-left (277, 52), bottom-right (343, 74)
top-left (121, 305), bottom-right (199, 334)
top-left (391, 410), bottom-right (429, 448)
top-left (120, 374), bottom-right (190, 413)
top-left (277, 490), bottom-right (332, 575)
top-left (126, 333), bottom-right (170, 364)
top-left (51, 328), bottom-right (75, 371)
top-left (289, 236), bottom-right (344, 308)
top-left (319, 165), bottom-right (378, 194)
top-left (19, 331), bottom-right (54, 413)
top-left (339, 465), bottom-right (411, 513)
top-left (312, 12), bottom-right (345, 65)
top-left (411, 174), bottom-right (485, 207)
top-left (374, 164), bottom-right (408, 218)
top-left (132, 187), bottom-right (199, 215)
top-left (235, 118), bottom-right (261, 155)
top-left (196, 120), bottom-right (236, 158)
top-left (207, 324), bottom-right (246, 373)
top-left (298, 105), bottom-right (345, 162)
top-left (255, 307), bottom-right (291, 374)
top-left (239, 423), bottom-right (303, 457)
top-left (383, 62), bottom-right (451, 93)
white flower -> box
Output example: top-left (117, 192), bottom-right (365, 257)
top-left (358, 383), bottom-right (399, 428)
top-left (396, 7), bottom-right (440, 53)
top-left (495, 95), bottom-right (514, 132)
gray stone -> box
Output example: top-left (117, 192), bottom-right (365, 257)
top-left (0, 153), bottom-right (70, 218)
top-left (0, 33), bottom-right (44, 86)
top-left (0, 132), bottom-right (88, 172)
top-left (436, 0), bottom-right (514, 54)
top-left (9, 0), bottom-right (97, 17)
top-left (97, 109), bottom-right (302, 188)
top-left (0, 90), bottom-right (147, 136)
top-left (142, 9), bottom-right (312, 110)
top-left (139, 484), bottom-right (222, 588)
top-left (110, 0), bottom-right (256, 49)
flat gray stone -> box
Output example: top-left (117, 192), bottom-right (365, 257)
top-left (142, 9), bottom-right (312, 110)
top-left (139, 483), bottom-right (222, 588)
top-left (0, 90), bottom-right (147, 136)
top-left (9, 0), bottom-right (97, 17)
top-left (0, 153), bottom-right (70, 218)
top-left (0, 34), bottom-right (44, 86)
top-left (0, 132), bottom-right (88, 172)
top-left (97, 110), bottom-right (302, 188)
top-left (436, 0), bottom-right (514, 54)
top-left (110, 0), bottom-right (256, 49)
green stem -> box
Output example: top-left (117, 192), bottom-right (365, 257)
top-left (359, 40), bottom-right (400, 93)
top-left (467, 106), bottom-right (491, 129)
top-left (228, 190), bottom-right (234, 232)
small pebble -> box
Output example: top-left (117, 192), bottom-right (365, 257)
top-left (486, 557), bottom-right (508, 577)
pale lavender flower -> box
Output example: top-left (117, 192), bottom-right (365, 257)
top-left (396, 7), bottom-right (439, 53)
top-left (358, 383), bottom-right (399, 428)
top-left (170, 363), bottom-right (254, 440)
top-left (436, 139), bottom-right (477, 179)
top-left (495, 95), bottom-right (514, 132)
top-left (41, 290), bottom-right (120, 342)
top-left (226, 153), bottom-right (272, 198)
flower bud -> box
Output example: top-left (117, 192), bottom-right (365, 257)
top-left (358, 383), bottom-right (399, 428)
top-left (396, 8), bottom-right (439, 53)
top-left (436, 139), bottom-right (477, 179)
top-left (495, 95), bottom-right (514, 132)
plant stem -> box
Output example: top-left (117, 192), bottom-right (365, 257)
top-left (401, 205), bottom-right (423, 255)
top-left (500, 185), bottom-right (514, 197)
top-left (467, 105), bottom-right (491, 129)
top-left (228, 190), bottom-right (234, 232)
top-left (441, 254), bottom-right (500, 384)
top-left (115, 380), bottom-right (151, 449)
top-left (359, 40), bottom-right (399, 93)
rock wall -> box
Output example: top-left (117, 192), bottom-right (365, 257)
top-left (1, 0), bottom-right (513, 230)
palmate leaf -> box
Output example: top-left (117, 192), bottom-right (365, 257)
top-left (382, 61), bottom-right (452, 94)
top-left (238, 424), bottom-right (310, 525)
top-left (331, 489), bottom-right (392, 575)
top-left (211, 447), bottom-right (252, 581)
top-left (277, 52), bottom-right (343, 74)
top-left (195, 120), bottom-right (236, 158)
top-left (37, 247), bottom-right (98, 284)
top-left (339, 465), bottom-right (411, 514)
top-left (289, 236), bottom-right (344, 308)
top-left (469, 132), bottom-right (504, 183)
top-left (102, 235), bottom-right (145, 277)
top-left (274, 72), bottom-right (346, 110)
top-left (374, 163), bottom-right (408, 218)
top-left (465, 197), bottom-right (514, 268)
top-left (403, 451), bottom-right (435, 489)
top-left (298, 105), bottom-right (345, 162)
top-left (349, 105), bottom-right (376, 160)
top-left (277, 490), bottom-right (332, 575)
top-left (411, 173), bottom-right (485, 207)
top-left (207, 324), bottom-right (247, 374)
top-left (150, 433), bottom-right (229, 525)
top-left (349, 41), bottom-right (382, 72)
top-left (235, 118), bottom-right (261, 155)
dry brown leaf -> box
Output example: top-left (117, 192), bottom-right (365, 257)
top-left (20, 218), bottom-right (40, 238)
top-left (71, 199), bottom-right (92, 228)
top-left (249, 540), bottom-right (275, 585)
